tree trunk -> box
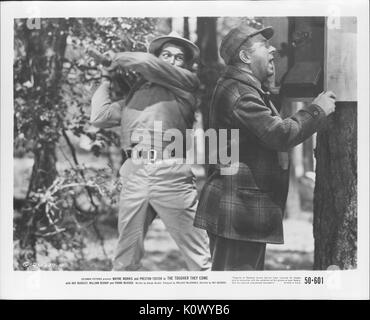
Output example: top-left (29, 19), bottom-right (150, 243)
top-left (24, 19), bottom-right (67, 194)
top-left (183, 17), bottom-right (190, 39)
top-left (17, 19), bottom-right (68, 264)
top-left (313, 103), bottom-right (357, 269)
top-left (28, 142), bottom-right (58, 194)
top-left (196, 17), bottom-right (222, 130)
top-left (196, 17), bottom-right (218, 65)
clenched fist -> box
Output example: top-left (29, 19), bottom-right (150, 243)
top-left (100, 50), bottom-right (117, 79)
top-left (312, 91), bottom-right (337, 116)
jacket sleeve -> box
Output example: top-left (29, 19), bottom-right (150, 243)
top-left (232, 90), bottom-right (327, 151)
top-left (90, 82), bottom-right (124, 128)
top-left (110, 52), bottom-right (199, 93)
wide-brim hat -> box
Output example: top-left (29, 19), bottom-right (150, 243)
top-left (220, 25), bottom-right (274, 65)
top-left (148, 31), bottom-right (200, 62)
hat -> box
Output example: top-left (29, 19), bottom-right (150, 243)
top-left (148, 31), bottom-right (200, 62)
top-left (220, 25), bottom-right (274, 65)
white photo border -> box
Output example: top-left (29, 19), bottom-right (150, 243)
top-left (1, 0), bottom-right (369, 300)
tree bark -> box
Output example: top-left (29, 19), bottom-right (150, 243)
top-left (196, 17), bottom-right (218, 65)
top-left (313, 103), bottom-right (357, 269)
top-left (24, 19), bottom-right (67, 194)
top-left (183, 17), bottom-right (190, 39)
top-left (196, 17), bottom-right (222, 130)
top-left (28, 142), bottom-right (58, 195)
top-left (17, 19), bottom-right (68, 263)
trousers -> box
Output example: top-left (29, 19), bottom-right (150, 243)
top-left (208, 232), bottom-right (266, 271)
top-left (113, 158), bottom-right (211, 271)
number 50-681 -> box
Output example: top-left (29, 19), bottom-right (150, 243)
top-left (304, 277), bottom-right (324, 284)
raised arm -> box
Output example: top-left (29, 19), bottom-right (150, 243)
top-left (110, 52), bottom-right (200, 93)
top-left (90, 81), bottom-right (123, 128)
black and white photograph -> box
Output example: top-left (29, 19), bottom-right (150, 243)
top-left (1, 0), bottom-right (369, 300)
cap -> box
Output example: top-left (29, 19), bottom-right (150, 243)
top-left (148, 31), bottom-right (200, 62)
top-left (220, 25), bottom-right (274, 65)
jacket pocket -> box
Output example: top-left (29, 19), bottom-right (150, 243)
top-left (232, 188), bottom-right (282, 236)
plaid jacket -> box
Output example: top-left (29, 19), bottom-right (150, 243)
top-left (194, 66), bottom-right (327, 244)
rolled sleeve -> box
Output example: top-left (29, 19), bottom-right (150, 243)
top-left (90, 82), bottom-right (123, 128)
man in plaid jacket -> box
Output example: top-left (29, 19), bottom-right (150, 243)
top-left (194, 24), bottom-right (336, 270)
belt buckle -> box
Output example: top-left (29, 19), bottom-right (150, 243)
top-left (148, 149), bottom-right (157, 163)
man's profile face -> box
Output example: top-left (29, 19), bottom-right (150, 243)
top-left (158, 43), bottom-right (187, 68)
top-left (245, 35), bottom-right (276, 82)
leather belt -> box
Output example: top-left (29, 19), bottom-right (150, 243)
top-left (125, 148), bottom-right (176, 162)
